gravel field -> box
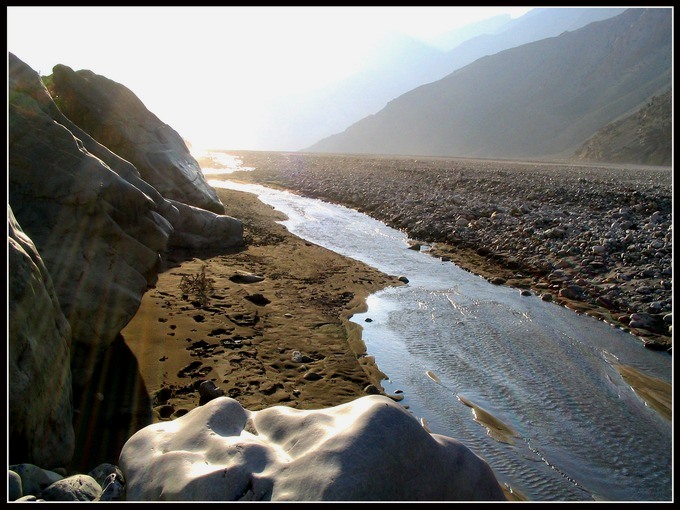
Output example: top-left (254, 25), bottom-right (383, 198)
top-left (219, 151), bottom-right (672, 351)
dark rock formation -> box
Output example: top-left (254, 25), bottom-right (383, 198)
top-left (9, 54), bottom-right (172, 387)
top-left (47, 64), bottom-right (225, 214)
top-left (8, 52), bottom-right (243, 471)
top-left (8, 207), bottom-right (74, 469)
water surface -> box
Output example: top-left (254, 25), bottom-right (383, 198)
top-left (210, 177), bottom-right (672, 502)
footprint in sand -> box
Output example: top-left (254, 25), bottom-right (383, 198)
top-left (244, 293), bottom-right (271, 306)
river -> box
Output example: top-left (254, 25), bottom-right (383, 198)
top-left (203, 162), bottom-right (672, 502)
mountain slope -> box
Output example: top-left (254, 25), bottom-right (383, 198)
top-left (427, 14), bottom-right (513, 51)
top-left (435, 7), bottom-right (626, 85)
top-left (260, 8), bottom-right (625, 151)
top-left (255, 33), bottom-right (446, 150)
top-left (574, 88), bottom-right (672, 166)
top-left (306, 8), bottom-right (671, 161)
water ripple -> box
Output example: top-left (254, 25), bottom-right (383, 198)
top-left (213, 179), bottom-right (672, 502)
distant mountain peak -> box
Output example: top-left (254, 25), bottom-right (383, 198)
top-left (305, 8), bottom-right (671, 165)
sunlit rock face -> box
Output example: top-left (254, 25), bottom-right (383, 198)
top-left (120, 395), bottom-right (506, 501)
top-left (8, 206), bottom-right (75, 469)
top-left (8, 54), bottom-right (171, 387)
top-left (7, 54), bottom-right (176, 221)
top-left (47, 63), bottom-right (225, 214)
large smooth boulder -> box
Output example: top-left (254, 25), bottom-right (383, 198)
top-left (9, 55), bottom-right (172, 387)
top-left (10, 54), bottom-right (242, 252)
top-left (7, 53), bottom-right (176, 220)
top-left (120, 395), bottom-right (506, 501)
top-left (167, 199), bottom-right (243, 250)
top-left (8, 207), bottom-right (74, 469)
top-left (47, 63), bottom-right (225, 214)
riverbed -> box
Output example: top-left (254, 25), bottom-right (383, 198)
top-left (205, 170), bottom-right (671, 502)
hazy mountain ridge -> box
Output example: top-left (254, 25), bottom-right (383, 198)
top-left (427, 14), bottom-right (513, 51)
top-left (434, 7), bottom-right (627, 83)
top-left (305, 8), bottom-right (671, 164)
top-left (261, 8), bottom-right (625, 151)
top-left (256, 33), bottom-right (447, 150)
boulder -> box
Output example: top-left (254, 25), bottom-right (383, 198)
top-left (120, 395), bottom-right (506, 501)
top-left (8, 470), bottom-right (23, 501)
top-left (8, 54), bottom-right (176, 219)
top-left (9, 54), bottom-right (172, 387)
top-left (167, 199), bottom-right (243, 250)
top-left (47, 63), bottom-right (225, 214)
top-left (8, 207), bottom-right (75, 469)
top-left (40, 474), bottom-right (102, 501)
top-left (10, 54), bottom-right (242, 252)
top-left (9, 464), bottom-right (64, 498)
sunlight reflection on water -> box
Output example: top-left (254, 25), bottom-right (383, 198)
top-left (197, 151), bottom-right (255, 175)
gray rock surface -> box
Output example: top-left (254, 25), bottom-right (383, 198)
top-left (47, 63), bottom-right (225, 214)
top-left (9, 55), bottom-right (172, 387)
top-left (96, 472), bottom-right (126, 501)
top-left (9, 464), bottom-right (64, 498)
top-left (8, 54), bottom-right (177, 219)
top-left (12, 54), bottom-right (241, 253)
top-left (120, 395), bottom-right (506, 501)
top-left (167, 199), bottom-right (243, 250)
top-left (8, 53), bottom-right (245, 474)
top-left (8, 207), bottom-right (75, 469)
top-left (40, 474), bottom-right (102, 501)
top-left (87, 463), bottom-right (125, 489)
top-left (8, 470), bottom-right (23, 501)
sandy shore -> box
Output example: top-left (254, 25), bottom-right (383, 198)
top-left (121, 187), bottom-right (404, 421)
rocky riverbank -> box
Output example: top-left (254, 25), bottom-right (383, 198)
top-left (218, 151), bottom-right (672, 351)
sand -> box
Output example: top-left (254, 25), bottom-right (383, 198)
top-left (121, 187), bottom-right (404, 420)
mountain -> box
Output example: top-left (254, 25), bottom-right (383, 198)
top-left (305, 8), bottom-right (672, 162)
top-left (259, 7), bottom-right (625, 151)
top-left (255, 33), bottom-right (446, 150)
top-left (574, 88), bottom-right (672, 166)
top-left (435, 7), bottom-right (627, 84)
top-left (427, 14), bottom-right (513, 52)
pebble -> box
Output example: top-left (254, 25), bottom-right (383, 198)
top-left (39, 475), bottom-right (102, 501)
top-left (198, 380), bottom-right (225, 404)
top-left (291, 350), bottom-right (314, 363)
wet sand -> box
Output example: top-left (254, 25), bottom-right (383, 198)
top-left (121, 187), bottom-right (404, 420)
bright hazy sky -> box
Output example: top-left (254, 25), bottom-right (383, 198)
top-left (8, 6), bottom-right (532, 151)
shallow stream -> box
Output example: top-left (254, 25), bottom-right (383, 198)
top-left (207, 169), bottom-right (671, 502)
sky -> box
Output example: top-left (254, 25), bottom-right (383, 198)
top-left (7, 6), bottom-right (533, 152)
